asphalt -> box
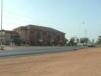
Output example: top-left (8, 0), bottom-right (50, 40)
top-left (0, 46), bottom-right (83, 57)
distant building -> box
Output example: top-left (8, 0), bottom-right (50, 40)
top-left (14, 25), bottom-right (65, 46)
top-left (79, 37), bottom-right (89, 46)
top-left (0, 30), bottom-right (19, 45)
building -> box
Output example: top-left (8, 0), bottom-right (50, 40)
top-left (0, 30), bottom-right (19, 45)
top-left (14, 25), bottom-right (65, 46)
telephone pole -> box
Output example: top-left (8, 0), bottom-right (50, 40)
top-left (0, 0), bottom-right (4, 50)
top-left (1, 0), bottom-right (3, 31)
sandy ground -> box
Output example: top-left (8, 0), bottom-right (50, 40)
top-left (0, 47), bottom-right (101, 76)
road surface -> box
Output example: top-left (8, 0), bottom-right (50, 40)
top-left (0, 46), bottom-right (83, 57)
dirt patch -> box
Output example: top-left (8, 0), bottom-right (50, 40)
top-left (0, 47), bottom-right (101, 76)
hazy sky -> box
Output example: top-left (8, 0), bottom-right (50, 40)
top-left (0, 0), bottom-right (101, 39)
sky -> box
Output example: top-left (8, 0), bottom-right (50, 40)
top-left (0, 0), bottom-right (101, 40)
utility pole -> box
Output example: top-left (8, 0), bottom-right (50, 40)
top-left (82, 21), bottom-right (87, 38)
top-left (1, 0), bottom-right (3, 31)
top-left (0, 0), bottom-right (4, 50)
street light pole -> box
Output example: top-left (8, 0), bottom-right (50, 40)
top-left (0, 0), bottom-right (4, 50)
top-left (1, 0), bottom-right (3, 31)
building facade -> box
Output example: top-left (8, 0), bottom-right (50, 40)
top-left (14, 25), bottom-right (65, 46)
top-left (0, 30), bottom-right (19, 45)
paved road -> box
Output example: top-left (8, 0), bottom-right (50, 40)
top-left (0, 46), bottom-right (83, 57)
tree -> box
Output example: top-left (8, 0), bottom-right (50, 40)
top-left (11, 36), bottom-right (22, 46)
top-left (64, 38), bottom-right (68, 45)
top-left (97, 36), bottom-right (101, 44)
top-left (67, 37), bottom-right (78, 46)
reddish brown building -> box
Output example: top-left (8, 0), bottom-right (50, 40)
top-left (14, 25), bottom-right (65, 46)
